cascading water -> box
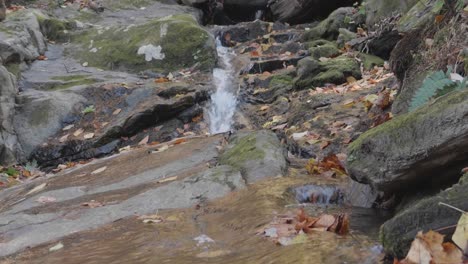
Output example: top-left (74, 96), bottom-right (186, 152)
top-left (207, 38), bottom-right (238, 134)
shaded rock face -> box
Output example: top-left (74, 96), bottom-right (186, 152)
top-left (269, 0), bottom-right (356, 25)
top-left (365, 0), bottom-right (419, 26)
top-left (219, 130), bottom-right (287, 183)
top-left (380, 173), bottom-right (468, 258)
top-left (347, 90), bottom-right (468, 194)
top-left (0, 66), bottom-right (17, 165)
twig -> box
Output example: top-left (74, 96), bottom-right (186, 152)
top-left (438, 202), bottom-right (466, 214)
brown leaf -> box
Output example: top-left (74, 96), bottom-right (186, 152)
top-left (138, 135), bottom-right (149, 146)
top-left (313, 214), bottom-right (336, 229)
top-left (112, 108), bottom-right (122, 115)
top-left (37, 55), bottom-right (48, 61)
top-left (320, 141), bottom-right (330, 150)
top-left (173, 138), bottom-right (187, 145)
top-left (154, 77), bottom-right (170, 83)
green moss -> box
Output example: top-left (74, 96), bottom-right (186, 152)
top-left (398, 0), bottom-right (445, 33)
top-left (219, 134), bottom-right (266, 171)
top-left (5, 63), bottom-right (21, 78)
top-left (51, 75), bottom-right (90, 81)
top-left (70, 14), bottom-right (215, 72)
top-left (5, 167), bottom-right (19, 177)
top-left (309, 44), bottom-right (340, 59)
top-left (269, 74), bottom-right (293, 87)
top-left (358, 53), bottom-right (385, 70)
top-left (348, 89), bottom-right (468, 156)
top-left (48, 77), bottom-right (97, 90)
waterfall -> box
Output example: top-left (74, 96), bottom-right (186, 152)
top-left (207, 38), bottom-right (237, 134)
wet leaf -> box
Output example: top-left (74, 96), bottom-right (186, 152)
top-left (26, 183), bottom-right (47, 195)
top-left (49, 242), bottom-right (64, 252)
top-left (91, 166), bottom-right (107, 174)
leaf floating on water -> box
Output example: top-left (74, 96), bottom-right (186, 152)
top-left (49, 242), bottom-right (64, 252)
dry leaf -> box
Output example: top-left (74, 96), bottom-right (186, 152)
top-left (138, 135), bottom-right (149, 145)
top-left (62, 125), bottom-right (74, 131)
top-left (401, 231), bottom-right (462, 264)
top-left (26, 183), bottom-right (47, 195)
top-left (59, 134), bottom-right (69, 143)
top-left (155, 77), bottom-right (170, 83)
top-left (91, 166), bottom-right (107, 174)
top-left (173, 138), bottom-right (187, 145)
top-left (37, 55), bottom-right (48, 61)
top-left (113, 108), bottom-right (122, 115)
top-left (320, 141), bottom-right (330, 149)
top-left (73, 128), bottom-right (84, 137)
top-left (84, 133), bottom-right (95, 139)
top-left (452, 213), bottom-right (468, 254)
top-left (157, 176), bottom-right (178, 183)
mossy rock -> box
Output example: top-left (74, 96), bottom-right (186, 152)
top-left (380, 173), bottom-right (468, 258)
top-left (336, 28), bottom-right (356, 48)
top-left (70, 14), bottom-right (216, 72)
top-left (308, 43), bottom-right (340, 59)
top-left (397, 0), bottom-right (445, 33)
top-left (303, 7), bottom-right (356, 41)
top-left (365, 0), bottom-right (419, 26)
top-left (219, 130), bottom-right (287, 183)
top-left (358, 53), bottom-right (385, 70)
top-left (294, 55), bottom-right (361, 89)
top-left (36, 16), bottom-right (76, 42)
top-left (347, 89), bottom-right (468, 194)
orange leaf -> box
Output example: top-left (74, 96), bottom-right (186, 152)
top-left (173, 138), bottom-right (187, 145)
top-left (37, 55), bottom-right (48, 61)
top-left (154, 77), bottom-right (169, 83)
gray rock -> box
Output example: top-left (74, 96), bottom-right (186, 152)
top-left (365, 0), bottom-right (419, 26)
top-left (0, 66), bottom-right (18, 165)
top-left (269, 0), bottom-right (356, 25)
top-left (380, 173), bottom-right (468, 258)
top-left (347, 90), bottom-right (468, 194)
top-left (14, 89), bottom-right (86, 160)
top-left (303, 7), bottom-right (359, 41)
top-left (219, 130), bottom-right (287, 183)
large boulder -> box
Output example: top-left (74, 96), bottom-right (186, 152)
top-left (269, 0), bottom-right (356, 25)
top-left (365, 0), bottom-right (419, 26)
top-left (347, 89), bottom-right (468, 194)
top-left (294, 55), bottom-right (361, 89)
top-left (303, 7), bottom-right (361, 41)
top-left (219, 130), bottom-right (287, 183)
top-left (380, 173), bottom-right (468, 258)
top-left (70, 14), bottom-right (216, 73)
top-left (0, 66), bottom-right (18, 165)
top-left (397, 0), bottom-right (445, 33)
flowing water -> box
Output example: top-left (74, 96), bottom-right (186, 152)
top-left (207, 38), bottom-right (238, 134)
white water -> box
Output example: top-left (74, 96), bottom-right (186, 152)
top-left (207, 38), bottom-right (237, 134)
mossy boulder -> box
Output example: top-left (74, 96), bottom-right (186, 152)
top-left (294, 55), bottom-right (361, 89)
top-left (336, 28), bottom-right (356, 48)
top-left (70, 14), bottom-right (216, 72)
top-left (307, 40), bottom-right (340, 59)
top-left (219, 130), bottom-right (287, 183)
top-left (358, 53), bottom-right (385, 70)
top-left (397, 0), bottom-right (445, 33)
top-left (365, 0), bottom-right (419, 26)
top-left (303, 7), bottom-right (357, 41)
top-left (36, 16), bottom-right (76, 42)
top-left (347, 89), bottom-right (468, 194)
top-left (380, 173), bottom-right (468, 258)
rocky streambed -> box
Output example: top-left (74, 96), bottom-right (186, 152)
top-left (0, 0), bottom-right (467, 263)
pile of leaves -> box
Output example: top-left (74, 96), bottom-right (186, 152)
top-left (0, 163), bottom-right (44, 188)
top-left (260, 208), bottom-right (349, 246)
top-left (305, 154), bottom-right (347, 178)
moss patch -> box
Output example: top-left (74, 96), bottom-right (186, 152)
top-left (70, 14), bottom-right (216, 72)
top-left (219, 134), bottom-right (266, 171)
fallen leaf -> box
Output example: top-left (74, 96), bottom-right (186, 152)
top-left (26, 183), bottom-right (47, 195)
top-left (37, 55), bottom-right (48, 61)
top-left (59, 134), bottom-right (69, 143)
top-left (173, 138), bottom-right (187, 145)
top-left (81, 200), bottom-right (103, 208)
top-left (36, 196), bottom-right (57, 203)
top-left (49, 242), bottom-right (64, 252)
top-left (112, 108), bottom-right (122, 115)
top-left (119, 146), bottom-right (131, 152)
top-left (157, 176), bottom-right (178, 183)
top-left (91, 166), bottom-right (107, 174)
top-left (314, 214), bottom-right (336, 229)
top-left (346, 76), bottom-right (357, 84)
top-left (155, 77), bottom-right (170, 83)
top-left (401, 231), bottom-right (462, 264)
top-left (84, 133), bottom-right (94, 139)
top-left (320, 141), bottom-right (330, 149)
top-left (73, 128), bottom-right (84, 137)
top-left (62, 125), bottom-right (74, 131)
top-left (452, 212), bottom-right (468, 255)
top-left (138, 135), bottom-right (149, 145)
top-left (151, 145), bottom-right (169, 153)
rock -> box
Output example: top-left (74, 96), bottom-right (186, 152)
top-left (294, 55), bottom-right (361, 89)
top-left (380, 173), bottom-right (468, 258)
top-left (269, 0), bottom-right (356, 25)
top-left (0, 136), bottom-right (244, 257)
top-left (14, 89), bottom-right (87, 161)
top-left (397, 0), bottom-right (445, 33)
top-left (358, 53), bottom-right (385, 70)
top-left (303, 7), bottom-right (360, 41)
top-left (336, 28), bottom-right (356, 48)
top-left (70, 14), bottom-right (216, 72)
top-left (307, 40), bottom-right (341, 59)
top-left (213, 20), bottom-right (271, 44)
top-left (366, 30), bottom-right (401, 60)
top-left (347, 90), bottom-right (468, 194)
top-left (241, 55), bottom-right (305, 74)
top-left (365, 0), bottom-right (419, 26)
top-left (219, 130), bottom-right (287, 183)
top-left (0, 66), bottom-right (18, 165)
top-left (37, 16), bottom-right (76, 42)
top-left (345, 181), bottom-right (380, 208)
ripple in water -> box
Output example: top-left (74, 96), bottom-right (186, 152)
top-left (207, 38), bottom-right (237, 134)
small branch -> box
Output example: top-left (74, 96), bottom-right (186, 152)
top-left (438, 202), bottom-right (467, 214)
